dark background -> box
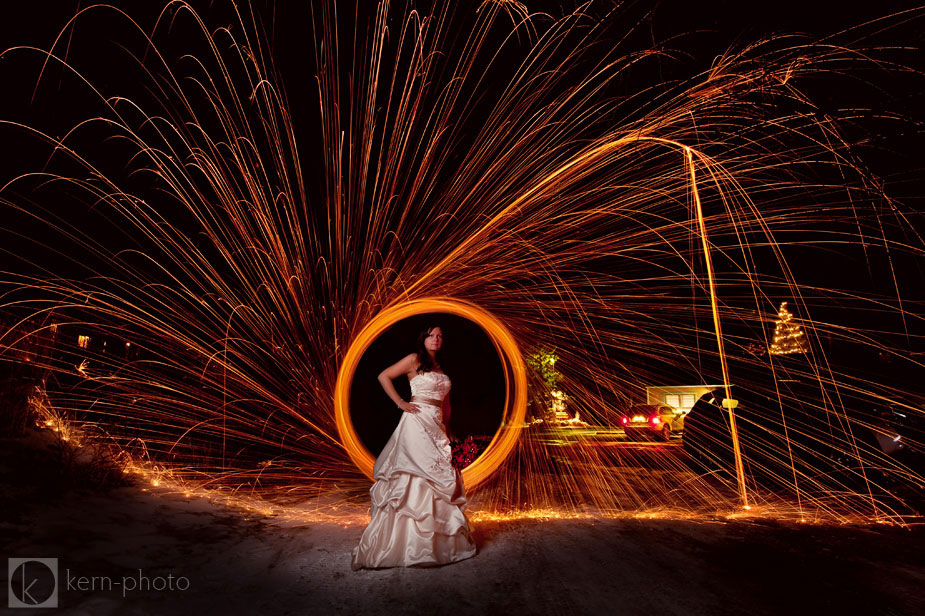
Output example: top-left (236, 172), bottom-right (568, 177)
top-left (0, 0), bottom-right (921, 284)
top-left (1, 1), bottom-right (923, 394)
top-left (349, 313), bottom-right (506, 455)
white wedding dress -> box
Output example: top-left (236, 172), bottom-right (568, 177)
top-left (351, 370), bottom-right (477, 569)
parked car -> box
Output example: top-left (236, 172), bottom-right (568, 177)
top-left (620, 404), bottom-right (685, 441)
top-left (682, 380), bottom-right (916, 493)
top-left (681, 386), bottom-right (742, 470)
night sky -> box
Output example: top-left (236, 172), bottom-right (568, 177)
top-left (1, 1), bottom-right (923, 401)
top-left (1, 1), bottom-right (921, 271)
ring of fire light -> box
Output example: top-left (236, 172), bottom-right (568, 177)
top-left (334, 298), bottom-right (527, 488)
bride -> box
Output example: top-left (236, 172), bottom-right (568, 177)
top-left (351, 324), bottom-right (477, 569)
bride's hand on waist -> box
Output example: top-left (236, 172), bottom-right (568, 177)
top-left (397, 400), bottom-right (420, 414)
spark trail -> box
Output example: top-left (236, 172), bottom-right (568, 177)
top-left (1, 1), bottom-right (923, 524)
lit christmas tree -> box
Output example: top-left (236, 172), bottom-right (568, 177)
top-left (769, 301), bottom-right (808, 355)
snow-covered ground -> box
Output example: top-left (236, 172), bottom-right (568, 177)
top-left (2, 430), bottom-right (924, 615)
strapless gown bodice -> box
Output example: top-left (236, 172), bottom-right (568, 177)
top-left (410, 370), bottom-right (451, 403)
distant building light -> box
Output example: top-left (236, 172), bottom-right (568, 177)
top-left (77, 335), bottom-right (90, 348)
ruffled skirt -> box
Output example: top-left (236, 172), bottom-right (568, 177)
top-left (351, 408), bottom-right (477, 569)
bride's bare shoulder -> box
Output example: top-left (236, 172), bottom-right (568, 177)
top-left (406, 353), bottom-right (422, 375)
top-left (380, 353), bottom-right (419, 380)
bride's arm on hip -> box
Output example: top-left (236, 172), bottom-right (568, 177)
top-left (378, 353), bottom-right (420, 414)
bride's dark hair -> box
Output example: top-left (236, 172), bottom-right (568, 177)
top-left (415, 324), bottom-right (443, 374)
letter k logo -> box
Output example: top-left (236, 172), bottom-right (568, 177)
top-left (8, 558), bottom-right (58, 608)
